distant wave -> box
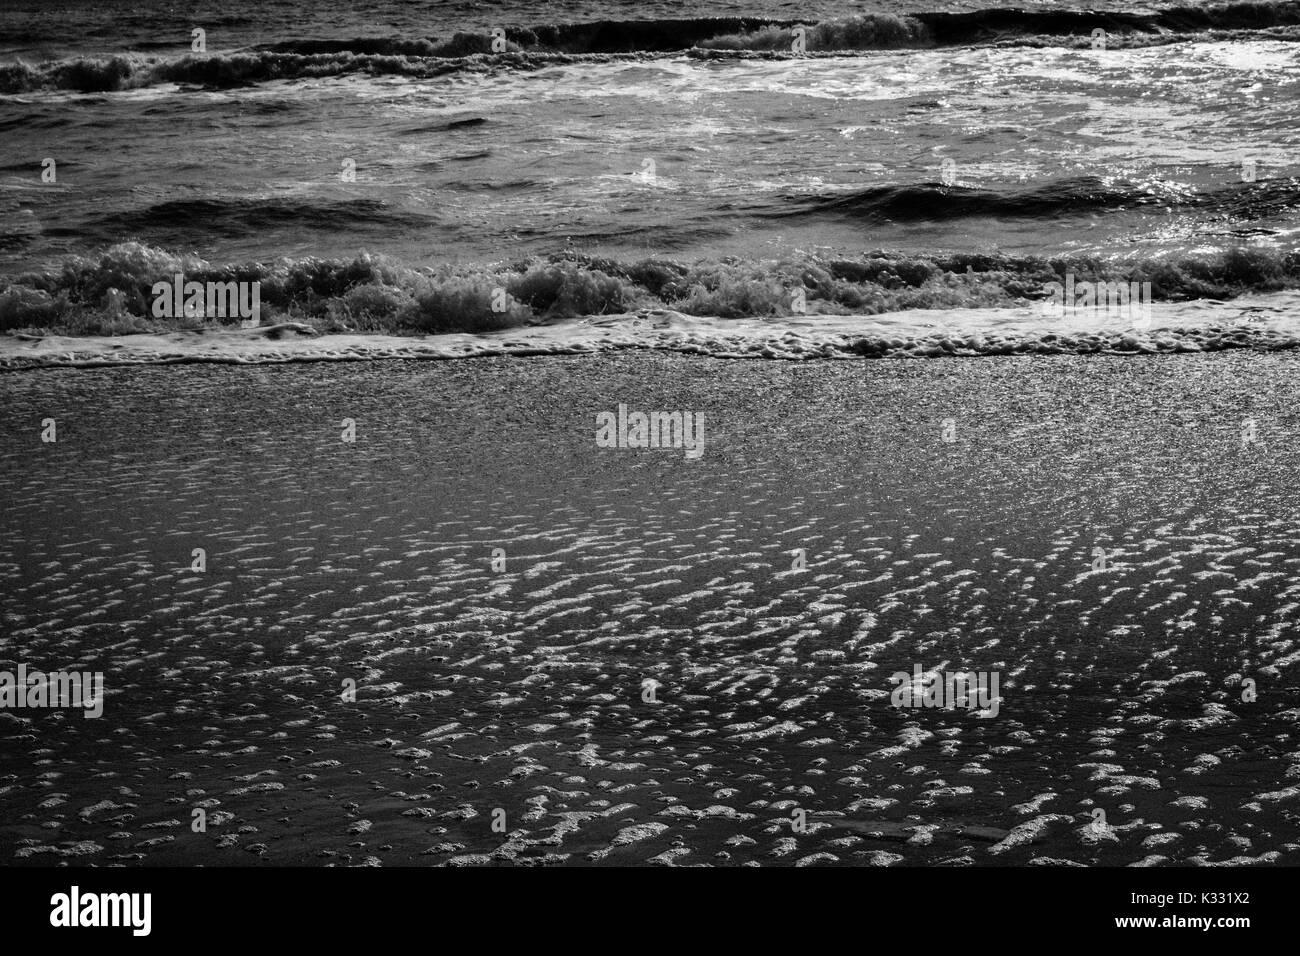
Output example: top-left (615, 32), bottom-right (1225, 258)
top-left (253, 18), bottom-right (786, 56)
top-left (3, 241), bottom-right (1297, 338)
top-left (698, 1), bottom-right (1300, 51)
top-left (12, 198), bottom-right (437, 253)
top-left (33, 177), bottom-right (1292, 259)
top-left (773, 176), bottom-right (1300, 223)
top-left (5, 2), bottom-right (1300, 93)
top-left (77, 198), bottom-right (433, 238)
top-left (0, 50), bottom-right (520, 94)
top-left (253, 2), bottom-right (1300, 55)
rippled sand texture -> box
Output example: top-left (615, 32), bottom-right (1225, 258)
top-left (2, 352), bottom-right (1299, 866)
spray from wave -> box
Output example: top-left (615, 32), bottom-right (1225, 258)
top-left (2, 241), bottom-right (1297, 339)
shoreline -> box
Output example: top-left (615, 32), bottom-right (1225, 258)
top-left (4, 294), bottom-right (1300, 371)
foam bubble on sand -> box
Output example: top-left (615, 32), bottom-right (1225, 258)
top-left (989, 815), bottom-right (1072, 855)
top-left (6, 349), bottom-right (1300, 865)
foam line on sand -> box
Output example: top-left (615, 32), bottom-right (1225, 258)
top-left (3, 295), bottom-right (1300, 370)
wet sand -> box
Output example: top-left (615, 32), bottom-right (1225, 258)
top-left (1, 351), bottom-right (1299, 866)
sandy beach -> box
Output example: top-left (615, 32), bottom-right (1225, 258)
top-left (2, 349), bottom-right (1298, 866)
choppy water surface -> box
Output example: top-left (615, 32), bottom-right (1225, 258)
top-left (2, 1), bottom-right (1300, 284)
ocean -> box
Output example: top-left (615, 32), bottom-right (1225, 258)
top-left (2, 0), bottom-right (1300, 341)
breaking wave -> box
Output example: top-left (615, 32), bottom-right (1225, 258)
top-left (773, 176), bottom-right (1300, 223)
top-left (2, 241), bottom-right (1298, 340)
top-left (5, 2), bottom-right (1300, 93)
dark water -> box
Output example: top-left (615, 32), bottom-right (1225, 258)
top-left (0, 0), bottom-right (1190, 60)
top-left (2, 0), bottom-right (1299, 300)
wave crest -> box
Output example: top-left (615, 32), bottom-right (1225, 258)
top-left (3, 242), bottom-right (1298, 337)
top-left (7, 2), bottom-right (1300, 93)
top-left (773, 176), bottom-right (1300, 223)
